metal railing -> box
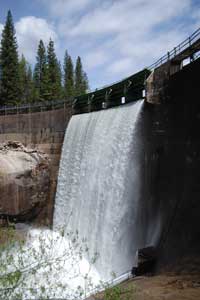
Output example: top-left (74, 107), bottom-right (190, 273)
top-left (0, 99), bottom-right (72, 115)
top-left (72, 68), bottom-right (150, 113)
top-left (148, 27), bottom-right (200, 70)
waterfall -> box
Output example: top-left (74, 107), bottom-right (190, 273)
top-left (3, 101), bottom-right (162, 300)
top-left (54, 100), bottom-right (147, 282)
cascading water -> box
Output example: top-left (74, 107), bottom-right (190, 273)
top-left (53, 100), bottom-right (149, 283)
top-left (2, 101), bottom-right (161, 300)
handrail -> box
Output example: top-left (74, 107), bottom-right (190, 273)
top-left (0, 98), bottom-right (72, 115)
top-left (148, 27), bottom-right (200, 70)
top-left (72, 68), bottom-right (149, 113)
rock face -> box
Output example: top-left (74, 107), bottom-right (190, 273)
top-left (0, 141), bottom-right (50, 223)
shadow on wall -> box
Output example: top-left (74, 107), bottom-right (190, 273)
top-left (137, 58), bottom-right (200, 270)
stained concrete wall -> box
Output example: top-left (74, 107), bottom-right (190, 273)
top-left (0, 107), bottom-right (72, 224)
top-left (138, 58), bottom-right (200, 270)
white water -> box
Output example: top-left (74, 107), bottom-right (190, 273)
top-left (1, 227), bottom-right (100, 299)
top-left (2, 101), bottom-right (161, 299)
top-left (54, 101), bottom-right (145, 283)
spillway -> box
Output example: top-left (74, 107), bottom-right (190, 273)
top-left (1, 101), bottom-right (165, 300)
top-left (54, 100), bottom-right (160, 284)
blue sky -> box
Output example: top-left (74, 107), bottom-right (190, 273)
top-left (0, 0), bottom-right (200, 90)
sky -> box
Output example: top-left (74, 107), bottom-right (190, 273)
top-left (0, 0), bottom-right (199, 90)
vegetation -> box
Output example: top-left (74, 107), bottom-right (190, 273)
top-left (75, 56), bottom-right (89, 96)
top-left (104, 285), bottom-right (135, 300)
top-left (0, 226), bottom-right (98, 299)
top-left (0, 226), bottom-right (135, 300)
top-left (18, 55), bottom-right (35, 103)
top-left (33, 39), bottom-right (49, 101)
top-left (0, 10), bottom-right (89, 106)
top-left (105, 286), bottom-right (122, 300)
top-left (47, 39), bottom-right (62, 100)
top-left (0, 10), bottom-right (19, 105)
top-left (64, 50), bottom-right (74, 103)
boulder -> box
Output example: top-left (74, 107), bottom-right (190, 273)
top-left (0, 141), bottom-right (50, 223)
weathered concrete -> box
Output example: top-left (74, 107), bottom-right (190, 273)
top-left (146, 61), bottom-right (182, 104)
top-left (0, 108), bottom-right (72, 224)
top-left (139, 58), bottom-right (200, 269)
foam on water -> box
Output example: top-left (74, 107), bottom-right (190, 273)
top-left (2, 227), bottom-right (100, 299)
top-left (54, 101), bottom-right (146, 282)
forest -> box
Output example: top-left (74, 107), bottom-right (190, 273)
top-left (0, 10), bottom-right (89, 106)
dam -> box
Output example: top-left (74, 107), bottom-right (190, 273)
top-left (0, 28), bottom-right (200, 299)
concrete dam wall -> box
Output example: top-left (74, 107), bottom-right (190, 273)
top-left (139, 58), bottom-right (200, 268)
top-left (0, 107), bottom-right (71, 223)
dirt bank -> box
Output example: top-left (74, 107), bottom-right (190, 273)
top-left (91, 259), bottom-right (200, 300)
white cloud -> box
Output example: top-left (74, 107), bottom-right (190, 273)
top-left (105, 28), bottom-right (188, 79)
top-left (66, 0), bottom-right (190, 37)
top-left (42, 0), bottom-right (197, 85)
top-left (84, 50), bottom-right (110, 69)
top-left (107, 57), bottom-right (133, 75)
top-left (15, 16), bottom-right (58, 63)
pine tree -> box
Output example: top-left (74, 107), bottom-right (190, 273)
top-left (18, 55), bottom-right (28, 103)
top-left (57, 61), bottom-right (63, 98)
top-left (74, 56), bottom-right (83, 96)
top-left (0, 10), bottom-right (19, 105)
top-left (83, 71), bottom-right (89, 93)
top-left (47, 39), bottom-right (62, 100)
top-left (18, 55), bottom-right (35, 103)
top-left (74, 56), bottom-right (89, 96)
top-left (33, 40), bottom-right (49, 101)
top-left (26, 65), bottom-right (35, 103)
top-left (63, 51), bottom-right (74, 101)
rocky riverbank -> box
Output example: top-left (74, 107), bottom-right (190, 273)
top-left (0, 141), bottom-right (50, 225)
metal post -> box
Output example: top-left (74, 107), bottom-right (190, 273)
top-left (174, 47), bottom-right (176, 56)
top-left (88, 96), bottom-right (91, 112)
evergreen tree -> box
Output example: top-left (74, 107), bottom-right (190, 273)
top-left (47, 39), bottom-right (62, 100)
top-left (74, 56), bottom-right (83, 96)
top-left (63, 50), bottom-right (74, 101)
top-left (26, 65), bottom-right (35, 103)
top-left (74, 56), bottom-right (89, 96)
top-left (18, 55), bottom-right (28, 103)
top-left (57, 60), bottom-right (63, 97)
top-left (18, 55), bottom-right (35, 103)
top-left (83, 71), bottom-right (89, 93)
top-left (33, 40), bottom-right (49, 101)
top-left (0, 10), bottom-right (19, 105)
